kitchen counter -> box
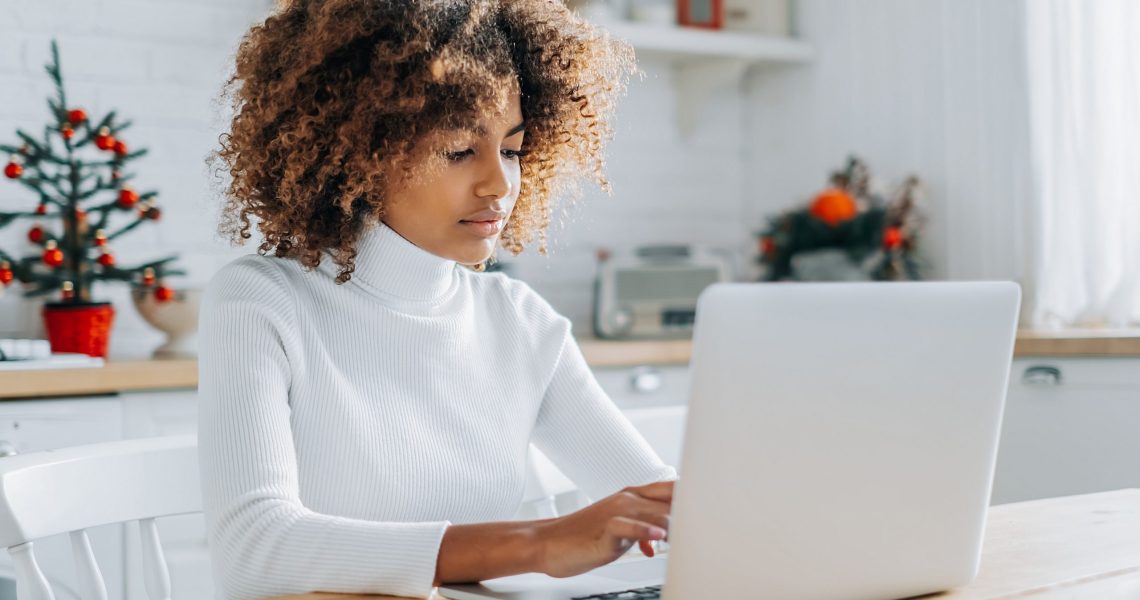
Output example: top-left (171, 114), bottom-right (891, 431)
top-left (580, 328), bottom-right (1140, 366)
top-left (1, 329), bottom-right (1138, 399)
top-left (0, 358), bottom-right (197, 399)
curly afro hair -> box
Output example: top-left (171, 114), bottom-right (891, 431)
top-left (208, 0), bottom-right (637, 283)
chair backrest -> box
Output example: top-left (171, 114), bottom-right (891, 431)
top-left (0, 434), bottom-right (200, 600)
top-left (515, 445), bottom-right (581, 520)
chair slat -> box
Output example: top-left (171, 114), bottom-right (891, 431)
top-left (139, 518), bottom-right (172, 600)
top-left (69, 529), bottom-right (109, 600)
top-left (9, 541), bottom-right (56, 600)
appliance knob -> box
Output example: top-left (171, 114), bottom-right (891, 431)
top-left (609, 306), bottom-right (634, 335)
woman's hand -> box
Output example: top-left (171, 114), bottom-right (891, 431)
top-left (534, 480), bottom-right (674, 578)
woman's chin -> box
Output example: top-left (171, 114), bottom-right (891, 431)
top-left (450, 242), bottom-right (496, 266)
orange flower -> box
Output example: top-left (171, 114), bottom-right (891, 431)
top-left (809, 188), bottom-right (858, 226)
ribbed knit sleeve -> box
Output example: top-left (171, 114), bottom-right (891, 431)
top-left (198, 258), bottom-right (450, 600)
top-left (517, 284), bottom-right (679, 502)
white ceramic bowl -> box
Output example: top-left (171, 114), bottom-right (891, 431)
top-left (131, 287), bottom-right (202, 358)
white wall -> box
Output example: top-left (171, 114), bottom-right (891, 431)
top-left (0, 0), bottom-right (268, 356)
top-left (0, 3), bottom-right (753, 352)
top-left (745, 0), bottom-right (1034, 292)
top-left (1, 0), bottom-right (1037, 354)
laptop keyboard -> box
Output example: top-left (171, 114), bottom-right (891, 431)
top-left (571, 584), bottom-right (662, 599)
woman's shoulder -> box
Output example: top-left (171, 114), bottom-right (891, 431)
top-left (202, 253), bottom-right (300, 313)
top-left (466, 270), bottom-right (570, 329)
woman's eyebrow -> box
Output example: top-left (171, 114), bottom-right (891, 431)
top-left (471, 121), bottom-right (526, 137)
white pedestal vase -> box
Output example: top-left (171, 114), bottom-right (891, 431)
top-left (131, 288), bottom-right (201, 358)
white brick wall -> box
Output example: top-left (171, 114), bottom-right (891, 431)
top-left (0, 2), bottom-right (754, 357)
top-left (1, 0), bottom-right (282, 356)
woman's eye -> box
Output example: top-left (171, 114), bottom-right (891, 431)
top-left (502, 149), bottom-right (530, 160)
top-left (445, 149), bottom-right (474, 161)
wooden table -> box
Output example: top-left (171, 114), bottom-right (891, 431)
top-left (272, 489), bottom-right (1140, 599)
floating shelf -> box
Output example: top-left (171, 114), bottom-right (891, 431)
top-left (604, 21), bottom-right (813, 63)
top-left (597, 21), bottom-right (814, 135)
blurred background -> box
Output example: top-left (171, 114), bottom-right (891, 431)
top-left (2, 0), bottom-right (1136, 357)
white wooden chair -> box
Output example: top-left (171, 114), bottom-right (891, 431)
top-left (0, 434), bottom-right (199, 600)
top-left (517, 445), bottom-right (582, 520)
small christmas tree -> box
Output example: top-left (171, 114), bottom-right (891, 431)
top-left (0, 40), bottom-right (183, 305)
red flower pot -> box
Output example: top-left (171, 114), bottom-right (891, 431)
top-left (42, 302), bottom-right (115, 358)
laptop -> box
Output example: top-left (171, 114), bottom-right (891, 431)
top-left (442, 281), bottom-right (1022, 600)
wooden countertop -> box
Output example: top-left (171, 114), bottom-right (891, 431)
top-left (268, 489), bottom-right (1140, 600)
top-left (0, 358), bottom-right (197, 400)
top-left (578, 328), bottom-right (1140, 366)
top-left (1, 329), bottom-right (1138, 400)
top-left (1012, 328), bottom-right (1140, 357)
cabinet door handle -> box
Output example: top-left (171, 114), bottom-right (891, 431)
top-left (629, 366), bottom-right (663, 394)
top-left (0, 440), bottom-right (18, 457)
top-left (1022, 365), bottom-right (1062, 386)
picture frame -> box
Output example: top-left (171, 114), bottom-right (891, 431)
top-left (677, 0), bottom-right (724, 29)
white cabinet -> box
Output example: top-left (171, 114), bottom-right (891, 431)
top-left (0, 398), bottom-right (124, 600)
top-left (992, 357), bottom-right (1140, 505)
top-left (120, 390), bottom-right (212, 600)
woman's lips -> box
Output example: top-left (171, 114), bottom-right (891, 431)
top-left (460, 219), bottom-right (503, 237)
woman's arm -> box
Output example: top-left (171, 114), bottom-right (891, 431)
top-left (530, 328), bottom-right (678, 501)
top-left (434, 480), bottom-right (674, 585)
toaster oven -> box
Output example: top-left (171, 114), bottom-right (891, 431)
top-left (592, 245), bottom-right (731, 339)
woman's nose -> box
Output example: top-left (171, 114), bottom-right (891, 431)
top-left (474, 153), bottom-right (513, 200)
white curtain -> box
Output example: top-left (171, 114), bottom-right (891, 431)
top-left (1025, 0), bottom-right (1140, 328)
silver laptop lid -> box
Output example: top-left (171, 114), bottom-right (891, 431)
top-left (664, 282), bottom-right (1021, 600)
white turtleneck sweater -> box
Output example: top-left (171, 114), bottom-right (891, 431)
top-left (197, 222), bottom-right (677, 600)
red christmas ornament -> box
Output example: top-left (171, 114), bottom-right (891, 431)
top-left (95, 127), bottom-right (115, 151)
top-left (117, 187), bottom-right (139, 208)
top-left (112, 140), bottom-right (128, 156)
top-left (93, 229), bottom-right (107, 247)
top-left (67, 108), bottom-right (87, 124)
top-left (60, 281), bottom-right (75, 301)
top-left (760, 236), bottom-right (777, 256)
top-left (42, 241), bottom-right (64, 268)
top-left (883, 227), bottom-right (904, 250)
top-left (140, 205), bottom-right (161, 220)
top-left (0, 261), bottom-right (13, 286)
top-left (34, 204), bottom-right (48, 215)
top-left (74, 208), bottom-right (87, 221)
top-left (60, 125), bottom-right (75, 141)
top-left (141, 267), bottom-right (156, 286)
top-left (4, 161), bottom-right (22, 179)
top-left (154, 285), bottom-right (174, 302)
top-left (27, 226), bottom-right (45, 244)
top-left (97, 252), bottom-right (115, 267)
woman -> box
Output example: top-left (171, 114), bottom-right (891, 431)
top-left (200, 1), bottom-right (676, 598)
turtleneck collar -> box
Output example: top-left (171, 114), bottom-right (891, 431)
top-left (345, 221), bottom-right (459, 303)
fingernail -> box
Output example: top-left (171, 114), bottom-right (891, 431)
top-left (650, 527), bottom-right (667, 539)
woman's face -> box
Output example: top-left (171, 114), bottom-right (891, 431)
top-left (381, 90), bottom-right (525, 266)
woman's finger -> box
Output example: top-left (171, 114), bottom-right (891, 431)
top-left (631, 511), bottom-right (670, 533)
top-left (607, 516), bottom-right (667, 543)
